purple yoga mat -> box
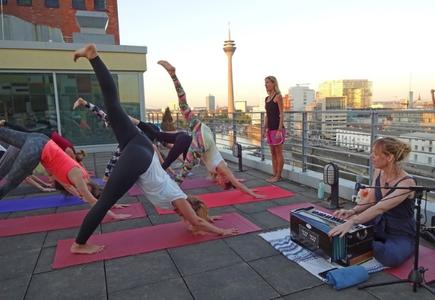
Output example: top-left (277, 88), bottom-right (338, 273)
top-left (0, 194), bottom-right (84, 213)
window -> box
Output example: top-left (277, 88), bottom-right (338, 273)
top-left (414, 154), bottom-right (418, 161)
top-left (429, 157), bottom-right (433, 164)
top-left (45, 0), bottom-right (59, 8)
top-left (414, 145), bottom-right (418, 151)
top-left (0, 1), bottom-right (7, 5)
top-left (0, 73), bottom-right (57, 132)
top-left (72, 0), bottom-right (85, 10)
top-left (17, 0), bottom-right (31, 6)
top-left (94, 0), bottom-right (106, 10)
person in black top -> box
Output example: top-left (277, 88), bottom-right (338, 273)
top-left (329, 137), bottom-right (416, 267)
top-left (263, 76), bottom-right (285, 183)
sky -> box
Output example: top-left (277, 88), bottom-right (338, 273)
top-left (117, 0), bottom-right (435, 109)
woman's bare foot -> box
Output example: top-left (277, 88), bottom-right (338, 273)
top-left (73, 97), bottom-right (88, 110)
top-left (157, 60), bottom-right (176, 76)
top-left (73, 44), bottom-right (97, 62)
top-left (70, 242), bottom-right (104, 254)
top-left (265, 176), bottom-right (276, 182)
top-left (266, 176), bottom-right (282, 183)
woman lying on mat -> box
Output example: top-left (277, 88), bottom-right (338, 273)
top-left (72, 97), bottom-right (181, 180)
top-left (158, 60), bottom-right (263, 198)
top-left (329, 137), bottom-right (416, 267)
top-left (0, 124), bottom-right (129, 218)
top-left (71, 44), bottom-right (238, 254)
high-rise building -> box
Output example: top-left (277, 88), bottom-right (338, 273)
top-left (205, 94), bottom-right (215, 112)
top-left (235, 100), bottom-right (247, 112)
top-left (289, 84), bottom-right (315, 111)
top-left (223, 28), bottom-right (236, 116)
top-left (0, 0), bottom-right (119, 44)
top-left (282, 94), bottom-right (292, 111)
top-left (318, 80), bottom-right (372, 109)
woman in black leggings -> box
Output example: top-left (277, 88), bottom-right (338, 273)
top-left (72, 44), bottom-right (237, 254)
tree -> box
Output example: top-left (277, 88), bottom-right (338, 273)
top-left (161, 107), bottom-right (176, 131)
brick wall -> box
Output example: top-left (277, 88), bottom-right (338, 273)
top-left (2, 0), bottom-right (120, 44)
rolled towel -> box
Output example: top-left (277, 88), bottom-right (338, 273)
top-left (326, 265), bottom-right (369, 290)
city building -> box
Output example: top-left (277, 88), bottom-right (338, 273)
top-left (205, 94), bottom-right (215, 112)
top-left (0, 0), bottom-right (147, 150)
top-left (289, 84), bottom-right (315, 111)
top-left (318, 80), bottom-right (372, 109)
top-left (1, 0), bottom-right (119, 44)
top-left (282, 93), bottom-right (292, 111)
top-left (400, 132), bottom-right (435, 166)
top-left (235, 100), bottom-right (247, 112)
top-left (318, 96), bottom-right (347, 140)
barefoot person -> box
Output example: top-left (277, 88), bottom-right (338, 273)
top-left (329, 137), bottom-right (416, 267)
top-left (263, 76), bottom-right (285, 183)
top-left (158, 60), bottom-right (263, 198)
top-left (0, 123), bottom-right (128, 219)
top-left (72, 97), bottom-right (189, 179)
top-left (71, 44), bottom-right (238, 254)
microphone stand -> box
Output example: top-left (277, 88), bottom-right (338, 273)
top-left (356, 185), bottom-right (435, 295)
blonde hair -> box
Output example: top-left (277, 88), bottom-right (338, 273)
top-left (186, 196), bottom-right (209, 220)
top-left (265, 76), bottom-right (281, 95)
top-left (373, 137), bottom-right (411, 162)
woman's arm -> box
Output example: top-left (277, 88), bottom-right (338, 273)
top-left (275, 94), bottom-right (284, 130)
top-left (73, 97), bottom-right (110, 127)
top-left (68, 168), bottom-right (130, 219)
top-left (172, 198), bottom-right (237, 236)
top-left (329, 177), bottom-right (415, 237)
top-left (24, 176), bottom-right (55, 192)
top-left (216, 161), bottom-right (264, 198)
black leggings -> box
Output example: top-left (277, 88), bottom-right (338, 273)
top-left (137, 122), bottom-right (192, 170)
top-left (75, 56), bottom-right (154, 244)
top-left (0, 129), bottom-right (48, 199)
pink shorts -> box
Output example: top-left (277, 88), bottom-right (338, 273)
top-left (266, 129), bottom-right (286, 145)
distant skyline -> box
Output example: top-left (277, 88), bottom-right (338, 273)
top-left (117, 0), bottom-right (435, 109)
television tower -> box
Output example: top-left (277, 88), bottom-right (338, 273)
top-left (223, 25), bottom-right (236, 117)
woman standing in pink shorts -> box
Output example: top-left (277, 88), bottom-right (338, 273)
top-left (264, 76), bottom-right (285, 183)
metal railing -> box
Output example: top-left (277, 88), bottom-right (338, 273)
top-left (146, 109), bottom-right (435, 192)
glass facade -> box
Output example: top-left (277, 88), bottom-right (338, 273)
top-left (0, 73), bottom-right (57, 132)
top-left (0, 72), bottom-right (142, 147)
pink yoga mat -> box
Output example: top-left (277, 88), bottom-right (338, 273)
top-left (0, 203), bottom-right (146, 237)
top-left (267, 202), bottom-right (328, 221)
top-left (268, 203), bottom-right (435, 282)
top-left (128, 178), bottom-right (247, 196)
top-left (385, 246), bottom-right (435, 282)
top-left (52, 212), bottom-right (260, 269)
top-left (156, 185), bottom-right (296, 215)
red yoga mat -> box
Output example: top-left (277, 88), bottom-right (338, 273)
top-left (268, 203), bottom-right (435, 282)
top-left (52, 212), bottom-right (260, 269)
top-left (0, 203), bottom-right (146, 237)
top-left (156, 185), bottom-right (296, 215)
top-left (385, 245), bottom-right (435, 282)
top-left (128, 178), bottom-right (247, 196)
top-left (267, 202), bottom-right (328, 221)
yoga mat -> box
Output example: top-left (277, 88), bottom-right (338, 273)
top-left (267, 202), bottom-right (329, 221)
top-left (268, 204), bottom-right (435, 282)
top-left (385, 245), bottom-right (435, 282)
top-left (128, 178), bottom-right (247, 196)
top-left (0, 203), bottom-right (146, 237)
top-left (52, 212), bottom-right (260, 269)
top-left (91, 177), bottom-right (106, 187)
top-left (0, 194), bottom-right (84, 214)
top-left (156, 185), bottom-right (296, 215)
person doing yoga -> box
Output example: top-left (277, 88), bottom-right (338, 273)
top-left (72, 97), bottom-right (189, 179)
top-left (71, 44), bottom-right (238, 254)
top-left (158, 60), bottom-right (263, 198)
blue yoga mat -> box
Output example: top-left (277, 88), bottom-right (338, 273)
top-left (91, 177), bottom-right (106, 187)
top-left (0, 194), bottom-right (84, 213)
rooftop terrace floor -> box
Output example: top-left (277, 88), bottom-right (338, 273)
top-left (1, 154), bottom-right (434, 300)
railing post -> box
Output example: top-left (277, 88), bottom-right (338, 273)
top-left (212, 113), bottom-right (216, 141)
top-left (232, 113), bottom-right (237, 145)
top-left (369, 111), bottom-right (378, 185)
top-left (302, 111), bottom-right (308, 172)
top-left (260, 112), bottom-right (265, 161)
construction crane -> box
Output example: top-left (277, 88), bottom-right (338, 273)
top-left (431, 89), bottom-right (435, 109)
